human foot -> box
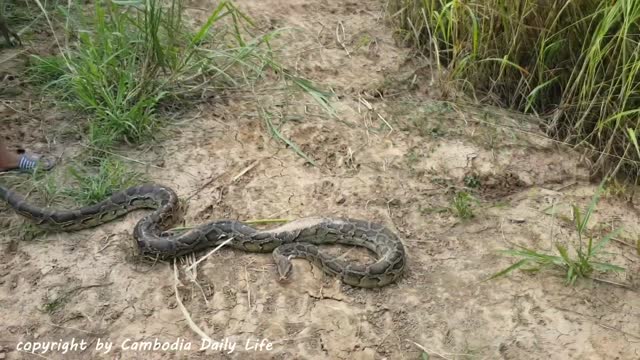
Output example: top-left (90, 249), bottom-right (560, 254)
top-left (0, 150), bottom-right (55, 173)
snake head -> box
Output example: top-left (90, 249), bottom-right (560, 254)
top-left (274, 254), bottom-right (293, 282)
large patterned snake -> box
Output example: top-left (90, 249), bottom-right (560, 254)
top-left (0, 184), bottom-right (406, 287)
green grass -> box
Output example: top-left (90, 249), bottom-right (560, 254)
top-left (28, 54), bottom-right (68, 88)
top-left (489, 182), bottom-right (625, 285)
top-left (389, 0), bottom-right (640, 182)
top-left (18, 155), bottom-right (143, 206)
top-left (0, 155), bottom-right (142, 241)
top-left (4, 0), bottom-right (341, 244)
top-left (2, 0), bottom-right (337, 240)
top-left (64, 157), bottom-right (145, 205)
top-left (40, 296), bottom-right (67, 313)
top-left (463, 174), bottom-right (480, 189)
top-left (451, 191), bottom-right (475, 220)
top-left (26, 0), bottom-right (293, 150)
top-left (24, 0), bottom-right (336, 165)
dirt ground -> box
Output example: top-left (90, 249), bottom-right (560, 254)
top-left (1, 0), bottom-right (640, 359)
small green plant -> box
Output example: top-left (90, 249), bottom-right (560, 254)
top-left (40, 293), bottom-right (68, 314)
top-left (65, 158), bottom-right (145, 205)
top-left (602, 178), bottom-right (629, 199)
top-left (489, 182), bottom-right (625, 285)
top-left (451, 191), bottom-right (475, 220)
top-left (463, 174), bottom-right (480, 189)
top-left (354, 34), bottom-right (373, 52)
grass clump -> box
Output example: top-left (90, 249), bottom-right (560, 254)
top-left (18, 157), bottom-right (144, 206)
top-left (29, 0), bottom-right (277, 150)
top-left (65, 157), bottom-right (145, 205)
top-left (489, 183), bottom-right (625, 285)
top-left (390, 0), bottom-right (640, 181)
top-left (451, 191), bottom-right (475, 220)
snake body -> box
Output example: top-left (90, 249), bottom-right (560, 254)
top-left (0, 184), bottom-right (406, 288)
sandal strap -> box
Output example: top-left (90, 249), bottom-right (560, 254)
top-left (18, 154), bottom-right (55, 172)
top-left (18, 155), bottom-right (38, 170)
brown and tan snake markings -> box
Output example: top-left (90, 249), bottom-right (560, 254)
top-left (0, 183), bottom-right (406, 288)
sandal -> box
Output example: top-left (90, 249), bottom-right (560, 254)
top-left (0, 150), bottom-right (56, 173)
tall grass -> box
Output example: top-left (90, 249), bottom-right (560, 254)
top-left (390, 0), bottom-right (640, 181)
top-left (28, 0), bottom-right (276, 150)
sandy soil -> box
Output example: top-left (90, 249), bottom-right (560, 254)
top-left (1, 0), bottom-right (640, 359)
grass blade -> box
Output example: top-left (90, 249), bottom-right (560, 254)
top-left (263, 111), bottom-right (317, 166)
top-left (590, 228), bottom-right (622, 256)
top-left (485, 259), bottom-right (531, 281)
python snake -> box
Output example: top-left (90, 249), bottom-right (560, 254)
top-left (0, 184), bottom-right (406, 288)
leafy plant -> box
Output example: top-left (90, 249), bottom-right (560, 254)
top-left (489, 182), bottom-right (625, 285)
top-left (451, 191), bottom-right (475, 220)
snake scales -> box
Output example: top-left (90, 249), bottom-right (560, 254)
top-left (0, 184), bottom-right (406, 288)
